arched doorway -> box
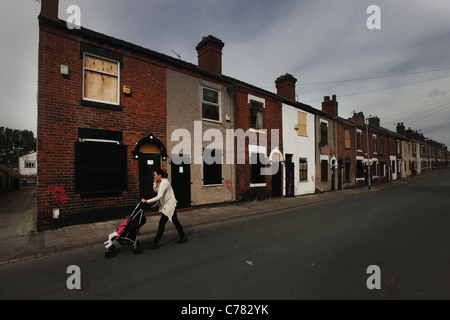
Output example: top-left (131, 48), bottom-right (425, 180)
top-left (132, 133), bottom-right (167, 200)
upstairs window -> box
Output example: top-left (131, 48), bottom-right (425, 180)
top-left (297, 112), bottom-right (307, 136)
top-left (320, 121), bottom-right (328, 145)
top-left (345, 129), bottom-right (351, 149)
top-left (357, 130), bottom-right (362, 151)
top-left (250, 100), bottom-right (264, 129)
top-left (83, 54), bottom-right (120, 105)
top-left (202, 87), bottom-right (220, 122)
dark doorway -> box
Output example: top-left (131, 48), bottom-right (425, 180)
top-left (338, 159), bottom-right (343, 190)
top-left (138, 154), bottom-right (161, 199)
top-left (271, 161), bottom-right (282, 198)
top-left (132, 132), bottom-right (168, 204)
top-left (171, 155), bottom-right (191, 209)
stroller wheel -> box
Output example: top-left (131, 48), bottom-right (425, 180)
top-left (133, 247), bottom-right (143, 255)
top-left (105, 250), bottom-right (115, 259)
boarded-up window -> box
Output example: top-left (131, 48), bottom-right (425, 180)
top-left (345, 129), bottom-right (351, 149)
top-left (83, 54), bottom-right (119, 104)
top-left (298, 112), bottom-right (307, 136)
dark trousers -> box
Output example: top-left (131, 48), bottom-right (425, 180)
top-left (153, 210), bottom-right (185, 243)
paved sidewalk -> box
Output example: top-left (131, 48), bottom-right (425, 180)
top-left (0, 174), bottom-right (430, 265)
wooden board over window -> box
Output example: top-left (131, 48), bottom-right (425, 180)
top-left (84, 54), bottom-right (119, 104)
top-left (345, 129), bottom-right (351, 149)
top-left (298, 112), bottom-right (307, 136)
top-left (85, 55), bottom-right (118, 75)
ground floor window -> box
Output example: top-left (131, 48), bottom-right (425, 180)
top-left (251, 152), bottom-right (266, 184)
top-left (203, 148), bottom-right (222, 185)
top-left (299, 158), bottom-right (308, 182)
top-left (321, 160), bottom-right (328, 182)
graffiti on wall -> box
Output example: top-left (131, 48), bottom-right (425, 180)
top-left (48, 185), bottom-right (68, 205)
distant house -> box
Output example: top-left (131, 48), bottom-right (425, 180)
top-left (19, 152), bottom-right (37, 185)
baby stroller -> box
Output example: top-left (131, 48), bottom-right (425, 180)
top-left (104, 202), bottom-right (147, 258)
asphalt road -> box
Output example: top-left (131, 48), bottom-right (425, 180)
top-left (0, 171), bottom-right (449, 302)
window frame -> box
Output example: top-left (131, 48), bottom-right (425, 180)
top-left (297, 112), bottom-right (307, 136)
top-left (82, 52), bottom-right (120, 106)
top-left (299, 158), bottom-right (308, 182)
top-left (320, 120), bottom-right (328, 145)
top-left (250, 100), bottom-right (264, 130)
top-left (202, 87), bottom-right (221, 123)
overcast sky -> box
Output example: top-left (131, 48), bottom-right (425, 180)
top-left (1, 0), bottom-right (449, 147)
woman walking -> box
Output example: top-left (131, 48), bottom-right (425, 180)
top-left (141, 169), bottom-right (187, 249)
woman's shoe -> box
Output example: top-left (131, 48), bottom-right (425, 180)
top-left (175, 237), bottom-right (187, 244)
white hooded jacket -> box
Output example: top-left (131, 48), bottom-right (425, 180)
top-left (145, 179), bottom-right (177, 222)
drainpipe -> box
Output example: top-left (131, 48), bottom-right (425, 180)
top-left (366, 118), bottom-right (371, 190)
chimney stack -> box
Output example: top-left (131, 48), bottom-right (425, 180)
top-left (196, 35), bottom-right (224, 74)
top-left (275, 73), bottom-right (297, 101)
top-left (322, 94), bottom-right (338, 116)
top-left (396, 122), bottom-right (405, 135)
top-left (349, 111), bottom-right (365, 125)
top-left (40, 0), bottom-right (59, 19)
top-left (368, 116), bottom-right (380, 128)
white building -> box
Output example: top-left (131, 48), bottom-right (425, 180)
top-left (282, 103), bottom-right (315, 196)
top-left (19, 151), bottom-right (37, 184)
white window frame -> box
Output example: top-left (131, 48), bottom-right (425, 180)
top-left (201, 86), bottom-right (221, 123)
top-left (82, 52), bottom-right (120, 106)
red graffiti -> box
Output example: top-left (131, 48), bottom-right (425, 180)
top-left (225, 179), bottom-right (232, 193)
top-left (48, 185), bottom-right (68, 204)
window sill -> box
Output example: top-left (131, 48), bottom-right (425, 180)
top-left (202, 118), bottom-right (222, 124)
top-left (80, 99), bottom-right (122, 111)
top-left (250, 183), bottom-right (266, 188)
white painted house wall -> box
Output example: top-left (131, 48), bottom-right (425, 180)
top-left (282, 103), bottom-right (315, 196)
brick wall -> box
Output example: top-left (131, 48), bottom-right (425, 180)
top-left (37, 18), bottom-right (167, 229)
top-left (234, 89), bottom-right (283, 201)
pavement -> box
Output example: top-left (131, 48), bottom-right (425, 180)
top-left (0, 173), bottom-right (433, 266)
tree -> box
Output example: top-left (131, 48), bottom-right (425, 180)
top-left (0, 127), bottom-right (36, 167)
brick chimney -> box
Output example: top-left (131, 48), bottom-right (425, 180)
top-left (405, 127), bottom-right (414, 139)
top-left (275, 74), bottom-right (297, 101)
top-left (368, 116), bottom-right (380, 128)
top-left (349, 111), bottom-right (365, 125)
top-left (322, 94), bottom-right (338, 116)
top-left (396, 122), bottom-right (405, 135)
top-left (40, 0), bottom-right (59, 19)
top-left (196, 35), bottom-right (225, 74)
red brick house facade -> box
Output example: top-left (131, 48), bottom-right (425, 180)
top-left (38, 1), bottom-right (169, 229)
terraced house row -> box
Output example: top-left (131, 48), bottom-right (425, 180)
top-left (36, 0), bottom-right (449, 230)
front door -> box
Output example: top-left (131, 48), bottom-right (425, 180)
top-left (271, 161), bottom-right (282, 198)
top-left (285, 161), bottom-right (295, 197)
top-left (139, 154), bottom-right (161, 200)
